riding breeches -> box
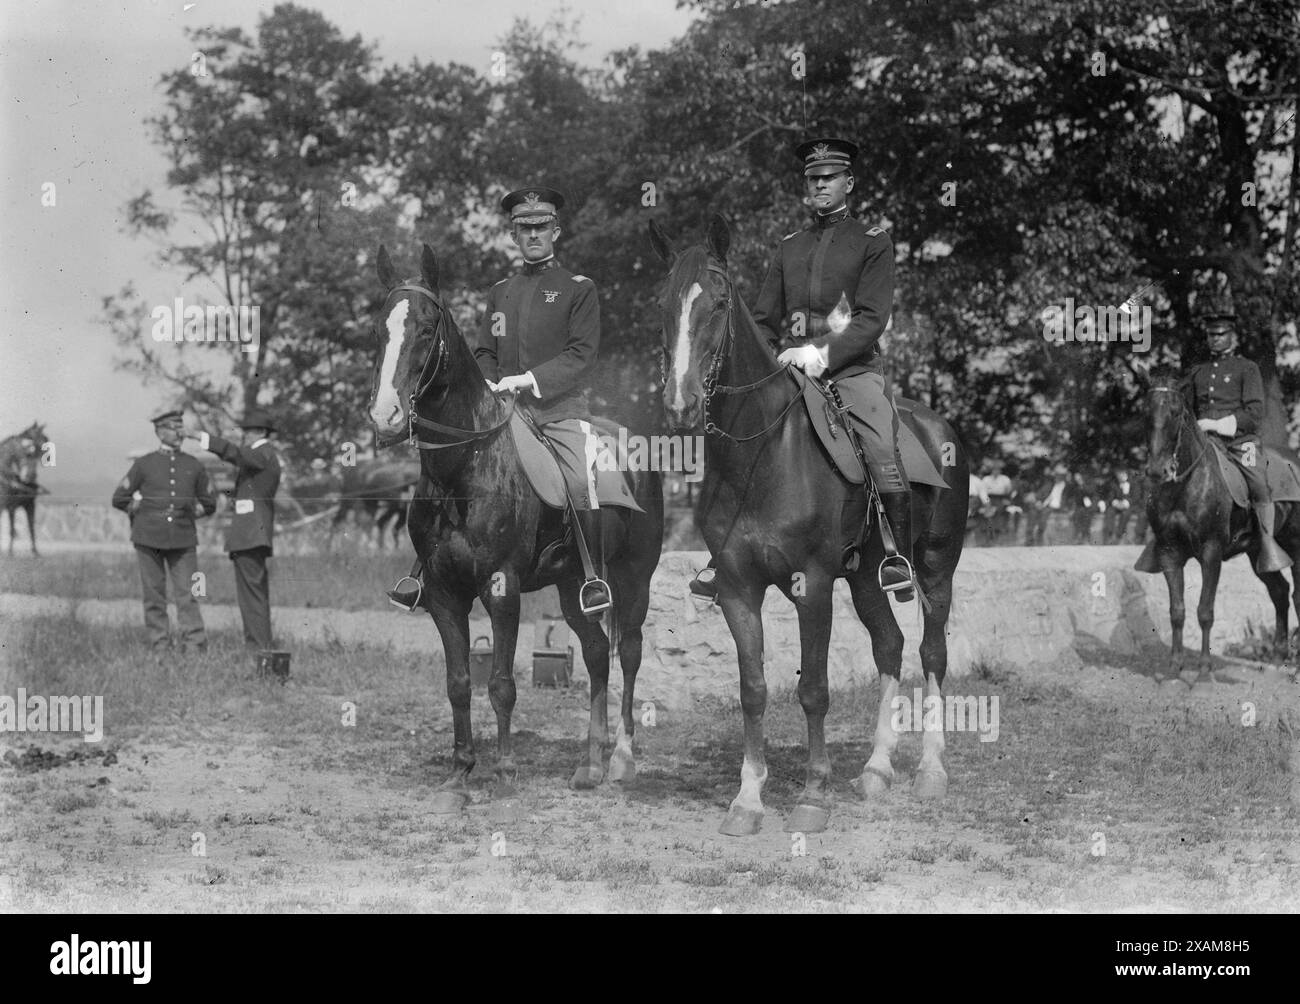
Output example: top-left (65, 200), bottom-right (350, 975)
top-left (826, 371), bottom-right (907, 492)
top-left (1222, 434), bottom-right (1270, 504)
top-left (539, 419), bottom-right (601, 510)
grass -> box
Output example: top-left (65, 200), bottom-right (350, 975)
top-left (1, 603), bottom-right (1297, 912)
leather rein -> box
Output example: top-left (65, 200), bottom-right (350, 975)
top-left (376, 282), bottom-right (515, 451)
top-left (1149, 384), bottom-right (1208, 484)
top-left (697, 260), bottom-right (802, 443)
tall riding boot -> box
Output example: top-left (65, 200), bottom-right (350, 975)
top-left (1253, 503), bottom-right (1292, 573)
top-left (574, 508), bottom-right (612, 617)
top-left (878, 489), bottom-right (915, 602)
top-left (387, 558), bottom-right (425, 612)
top-left (689, 559), bottom-right (718, 602)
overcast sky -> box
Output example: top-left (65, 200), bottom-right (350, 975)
top-left (0, 0), bottom-right (697, 498)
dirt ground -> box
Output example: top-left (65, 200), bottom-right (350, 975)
top-left (2, 577), bottom-right (1298, 913)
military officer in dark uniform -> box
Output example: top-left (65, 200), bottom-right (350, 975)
top-left (690, 137), bottom-right (917, 601)
top-left (111, 409), bottom-right (217, 651)
top-left (187, 408), bottom-right (283, 648)
top-left (1182, 307), bottom-right (1290, 572)
top-left (387, 186), bottom-right (611, 616)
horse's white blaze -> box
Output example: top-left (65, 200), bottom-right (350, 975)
top-left (734, 755), bottom-right (767, 812)
top-left (670, 282), bottom-right (703, 412)
top-left (370, 299), bottom-right (410, 429)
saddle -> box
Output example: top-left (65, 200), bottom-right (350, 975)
top-left (509, 413), bottom-right (644, 513)
top-left (1208, 437), bottom-right (1300, 509)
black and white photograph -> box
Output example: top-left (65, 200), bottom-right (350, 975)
top-left (1, 0), bottom-right (1298, 927)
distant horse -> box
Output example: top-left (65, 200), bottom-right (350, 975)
top-left (1136, 372), bottom-right (1300, 667)
top-left (366, 244), bottom-right (665, 810)
top-left (650, 216), bottom-right (969, 835)
top-left (328, 459), bottom-right (418, 549)
top-left (1, 423), bottom-right (49, 556)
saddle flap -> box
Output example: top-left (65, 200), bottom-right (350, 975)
top-left (1210, 436), bottom-right (1300, 509)
top-left (508, 414), bottom-right (644, 512)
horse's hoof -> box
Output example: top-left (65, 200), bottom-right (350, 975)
top-left (784, 803), bottom-right (830, 833)
top-left (607, 751), bottom-right (637, 784)
top-left (718, 807), bottom-right (763, 837)
top-left (913, 770), bottom-right (948, 801)
top-left (853, 767), bottom-right (893, 799)
top-left (430, 789), bottom-right (469, 815)
top-left (569, 765), bottom-right (605, 790)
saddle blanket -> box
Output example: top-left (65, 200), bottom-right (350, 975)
top-left (510, 414), bottom-right (644, 512)
top-left (797, 374), bottom-right (950, 489)
top-left (1209, 437), bottom-right (1300, 509)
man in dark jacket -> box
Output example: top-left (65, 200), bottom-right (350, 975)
top-left (187, 408), bottom-right (282, 648)
top-left (112, 409), bottom-right (217, 651)
top-left (388, 186), bottom-right (611, 617)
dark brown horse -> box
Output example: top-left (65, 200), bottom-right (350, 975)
top-left (1, 423), bottom-right (49, 557)
top-left (328, 459), bottom-right (418, 549)
top-left (366, 245), bottom-right (665, 811)
top-left (650, 216), bottom-right (969, 835)
top-left (1137, 372), bottom-right (1300, 668)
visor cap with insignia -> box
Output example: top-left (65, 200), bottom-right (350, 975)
top-left (151, 408), bottom-right (184, 426)
top-left (796, 137), bottom-right (859, 177)
top-left (501, 187), bottom-right (566, 226)
top-left (1195, 297), bottom-right (1236, 334)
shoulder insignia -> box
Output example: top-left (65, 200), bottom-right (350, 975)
top-left (492, 277), bottom-right (511, 287)
top-left (571, 274), bottom-right (592, 284)
top-left (782, 231), bottom-right (800, 241)
top-left (865, 226), bottom-right (885, 237)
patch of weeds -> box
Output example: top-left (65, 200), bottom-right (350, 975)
top-left (51, 792), bottom-right (96, 813)
top-left (677, 865), bottom-right (729, 887)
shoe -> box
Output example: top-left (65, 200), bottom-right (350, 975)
top-left (878, 490), bottom-right (915, 603)
top-left (387, 575), bottom-right (423, 612)
top-left (689, 564), bottom-right (719, 602)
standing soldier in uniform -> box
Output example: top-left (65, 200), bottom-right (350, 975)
top-left (111, 409), bottom-right (216, 653)
top-left (387, 186), bottom-right (611, 616)
top-left (690, 137), bottom-right (918, 601)
top-left (187, 409), bottom-right (283, 649)
top-left (1181, 306), bottom-right (1290, 572)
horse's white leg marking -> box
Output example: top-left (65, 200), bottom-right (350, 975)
top-left (670, 283), bottom-right (703, 413)
top-left (732, 755), bottom-right (767, 813)
top-left (918, 674), bottom-right (947, 777)
top-left (613, 718), bottom-right (633, 761)
top-left (866, 675), bottom-right (900, 780)
top-left (369, 299), bottom-right (409, 429)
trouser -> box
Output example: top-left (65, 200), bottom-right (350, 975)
top-left (135, 545), bottom-right (205, 649)
top-left (538, 419), bottom-right (601, 510)
top-left (826, 371), bottom-right (905, 490)
top-left (231, 546), bottom-right (273, 649)
top-left (1225, 436), bottom-right (1270, 506)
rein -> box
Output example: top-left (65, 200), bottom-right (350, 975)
top-left (700, 261), bottom-right (803, 443)
top-left (376, 282), bottom-right (515, 451)
top-left (1150, 385), bottom-right (1208, 484)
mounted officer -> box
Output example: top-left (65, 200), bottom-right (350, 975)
top-left (689, 136), bottom-right (916, 602)
top-left (387, 186), bottom-right (611, 616)
top-left (1182, 305), bottom-right (1291, 572)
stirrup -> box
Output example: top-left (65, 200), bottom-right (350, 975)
top-left (579, 576), bottom-right (611, 617)
top-left (878, 554), bottom-right (915, 595)
top-left (688, 566), bottom-right (719, 603)
top-left (387, 575), bottom-right (423, 612)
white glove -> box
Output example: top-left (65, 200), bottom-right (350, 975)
top-left (1197, 415), bottom-right (1237, 437)
top-left (777, 345), bottom-right (829, 378)
top-left (493, 373), bottom-right (540, 397)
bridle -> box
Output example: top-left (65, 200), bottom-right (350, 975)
top-left (688, 259), bottom-right (801, 443)
top-left (374, 282), bottom-right (514, 451)
top-left (1149, 385), bottom-right (1207, 483)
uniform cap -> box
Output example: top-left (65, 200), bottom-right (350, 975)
top-left (501, 187), bottom-right (565, 226)
top-left (151, 409), bottom-right (183, 426)
top-left (795, 137), bottom-right (859, 177)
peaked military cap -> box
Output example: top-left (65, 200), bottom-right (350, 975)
top-left (240, 408), bottom-right (276, 432)
top-left (151, 408), bottom-right (184, 425)
top-left (796, 137), bottom-right (859, 177)
top-left (501, 187), bottom-right (565, 225)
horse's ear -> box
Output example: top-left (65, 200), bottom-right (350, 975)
top-left (706, 214), bottom-right (731, 261)
top-left (420, 243), bottom-right (440, 293)
top-left (377, 245), bottom-right (397, 290)
top-left (648, 219), bottom-right (676, 265)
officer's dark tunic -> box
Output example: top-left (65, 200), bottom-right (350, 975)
top-left (750, 207), bottom-right (904, 489)
top-left (206, 434), bottom-right (281, 649)
top-left (111, 447), bottom-right (215, 648)
top-left (474, 258), bottom-right (603, 507)
top-left (1183, 354), bottom-right (1268, 498)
